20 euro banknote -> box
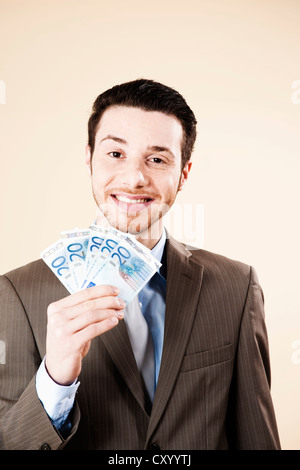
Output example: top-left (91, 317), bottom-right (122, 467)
top-left (41, 225), bottom-right (161, 304)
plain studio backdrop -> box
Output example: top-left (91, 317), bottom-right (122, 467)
top-left (0, 0), bottom-right (299, 450)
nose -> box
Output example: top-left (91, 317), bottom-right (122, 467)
top-left (119, 157), bottom-right (148, 188)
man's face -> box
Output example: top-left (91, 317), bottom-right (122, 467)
top-left (86, 105), bottom-right (191, 247)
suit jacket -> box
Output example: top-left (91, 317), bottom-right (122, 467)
top-left (0, 235), bottom-right (280, 450)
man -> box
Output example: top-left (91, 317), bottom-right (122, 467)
top-left (0, 79), bottom-right (280, 450)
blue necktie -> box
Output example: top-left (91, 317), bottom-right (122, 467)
top-left (138, 271), bottom-right (167, 392)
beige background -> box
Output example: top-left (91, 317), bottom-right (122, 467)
top-left (0, 0), bottom-right (299, 449)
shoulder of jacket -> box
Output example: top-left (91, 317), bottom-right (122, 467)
top-left (2, 259), bottom-right (55, 289)
top-left (183, 243), bottom-right (251, 278)
top-left (166, 234), bottom-right (252, 279)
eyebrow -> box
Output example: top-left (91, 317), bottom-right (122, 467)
top-left (147, 145), bottom-right (175, 159)
top-left (99, 135), bottom-right (175, 159)
top-left (100, 135), bottom-right (127, 145)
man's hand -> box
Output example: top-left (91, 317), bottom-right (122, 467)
top-left (45, 285), bottom-right (124, 385)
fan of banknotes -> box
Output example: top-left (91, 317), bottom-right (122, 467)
top-left (41, 225), bottom-right (161, 305)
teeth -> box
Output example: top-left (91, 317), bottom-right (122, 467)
top-left (115, 195), bottom-right (150, 203)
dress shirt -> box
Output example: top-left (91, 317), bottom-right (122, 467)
top-left (138, 260), bottom-right (167, 387)
top-left (36, 229), bottom-right (167, 430)
top-left (36, 357), bottom-right (79, 434)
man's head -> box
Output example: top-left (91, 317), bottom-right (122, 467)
top-left (86, 79), bottom-right (197, 247)
top-left (87, 79), bottom-right (197, 172)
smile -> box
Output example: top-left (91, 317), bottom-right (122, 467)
top-left (111, 193), bottom-right (154, 212)
top-left (114, 195), bottom-right (152, 204)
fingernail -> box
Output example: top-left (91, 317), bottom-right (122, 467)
top-left (111, 317), bottom-right (118, 324)
top-left (117, 298), bottom-right (125, 308)
top-left (112, 287), bottom-right (119, 294)
top-left (117, 310), bottom-right (124, 318)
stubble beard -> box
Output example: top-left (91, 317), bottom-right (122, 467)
top-left (92, 188), bottom-right (171, 242)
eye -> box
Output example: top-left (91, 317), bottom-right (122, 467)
top-left (108, 151), bottom-right (123, 158)
top-left (149, 157), bottom-right (164, 164)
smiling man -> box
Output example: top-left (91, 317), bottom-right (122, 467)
top-left (0, 79), bottom-right (280, 450)
top-left (87, 105), bottom-right (191, 247)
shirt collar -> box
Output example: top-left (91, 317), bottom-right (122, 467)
top-left (151, 228), bottom-right (167, 264)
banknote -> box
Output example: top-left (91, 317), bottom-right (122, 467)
top-left (40, 239), bottom-right (77, 294)
top-left (84, 225), bottom-right (110, 273)
top-left (61, 228), bottom-right (90, 290)
top-left (85, 232), bottom-right (161, 304)
top-left (80, 225), bottom-right (124, 289)
top-left (41, 224), bottom-right (161, 304)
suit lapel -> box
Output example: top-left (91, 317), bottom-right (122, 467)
top-left (100, 311), bottom-right (151, 416)
top-left (100, 234), bottom-right (204, 431)
top-left (146, 235), bottom-right (204, 441)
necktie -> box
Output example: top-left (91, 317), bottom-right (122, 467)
top-left (138, 271), bottom-right (167, 392)
top-left (124, 296), bottom-right (156, 402)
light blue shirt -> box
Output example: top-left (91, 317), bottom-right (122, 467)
top-left (138, 231), bottom-right (167, 388)
top-left (36, 229), bottom-right (167, 431)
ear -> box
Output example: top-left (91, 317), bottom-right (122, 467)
top-left (85, 145), bottom-right (92, 175)
top-left (178, 160), bottom-right (192, 191)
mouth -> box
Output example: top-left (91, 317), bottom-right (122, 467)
top-left (110, 193), bottom-right (154, 212)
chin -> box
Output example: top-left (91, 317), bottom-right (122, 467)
top-left (97, 203), bottom-right (161, 238)
top-left (114, 221), bottom-right (148, 236)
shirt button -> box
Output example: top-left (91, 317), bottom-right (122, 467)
top-left (40, 443), bottom-right (51, 450)
top-left (148, 442), bottom-right (160, 450)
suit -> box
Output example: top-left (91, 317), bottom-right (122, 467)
top-left (0, 235), bottom-right (280, 450)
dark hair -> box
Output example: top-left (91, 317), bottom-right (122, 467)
top-left (88, 78), bottom-right (197, 170)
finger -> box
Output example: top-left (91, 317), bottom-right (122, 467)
top-left (74, 316), bottom-right (121, 345)
top-left (70, 307), bottom-right (124, 334)
top-left (49, 284), bottom-right (120, 312)
top-left (64, 295), bottom-right (125, 320)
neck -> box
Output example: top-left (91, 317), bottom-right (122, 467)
top-left (134, 219), bottom-right (163, 250)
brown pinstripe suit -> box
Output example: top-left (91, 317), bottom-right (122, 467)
top-left (0, 235), bottom-right (280, 450)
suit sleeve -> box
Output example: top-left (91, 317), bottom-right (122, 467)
top-left (0, 275), bottom-right (79, 450)
top-left (227, 266), bottom-right (281, 449)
